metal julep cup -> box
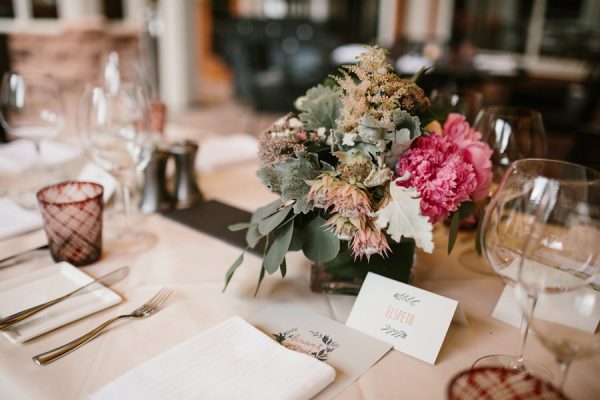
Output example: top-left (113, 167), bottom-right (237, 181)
top-left (36, 181), bottom-right (104, 266)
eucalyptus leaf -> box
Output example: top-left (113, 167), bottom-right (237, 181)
top-left (245, 224), bottom-right (262, 248)
top-left (228, 222), bottom-right (252, 231)
top-left (458, 201), bottom-right (475, 219)
top-left (223, 252), bottom-right (244, 292)
top-left (254, 266), bottom-right (266, 297)
top-left (263, 219), bottom-right (294, 274)
top-left (289, 227), bottom-right (304, 251)
top-left (258, 205), bottom-right (292, 236)
top-left (302, 216), bottom-right (340, 263)
top-left (447, 212), bottom-right (460, 254)
top-left (252, 199), bottom-right (283, 222)
top-left (280, 257), bottom-right (287, 278)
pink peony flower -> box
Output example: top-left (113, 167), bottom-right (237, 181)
top-left (396, 134), bottom-right (478, 223)
top-left (443, 113), bottom-right (493, 200)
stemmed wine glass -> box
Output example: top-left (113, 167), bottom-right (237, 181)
top-left (459, 107), bottom-right (548, 274)
top-left (430, 89), bottom-right (483, 124)
top-left (474, 159), bottom-right (559, 378)
top-left (474, 107), bottom-right (547, 183)
top-left (514, 160), bottom-right (600, 393)
top-left (78, 83), bottom-right (156, 253)
top-left (0, 72), bottom-right (65, 204)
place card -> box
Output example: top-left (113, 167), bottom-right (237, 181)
top-left (491, 258), bottom-right (600, 333)
top-left (251, 304), bottom-right (392, 400)
top-left (346, 272), bottom-right (467, 365)
top-left (77, 162), bottom-right (116, 202)
top-left (492, 285), bottom-right (600, 333)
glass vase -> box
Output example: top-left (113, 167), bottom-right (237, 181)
top-left (310, 238), bottom-right (416, 295)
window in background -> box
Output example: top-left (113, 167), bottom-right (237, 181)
top-left (0, 0), bottom-right (14, 18)
top-left (453, 0), bottom-right (533, 53)
top-left (540, 0), bottom-right (600, 61)
top-left (103, 0), bottom-right (124, 20)
top-left (31, 0), bottom-right (58, 19)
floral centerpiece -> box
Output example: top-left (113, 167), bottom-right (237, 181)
top-left (225, 46), bottom-right (492, 295)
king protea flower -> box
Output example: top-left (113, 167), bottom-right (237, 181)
top-left (351, 220), bottom-right (390, 260)
top-left (329, 181), bottom-right (371, 218)
top-left (324, 214), bottom-right (362, 241)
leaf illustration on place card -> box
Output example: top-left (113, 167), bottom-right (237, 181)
top-left (309, 331), bottom-right (340, 361)
top-left (381, 324), bottom-right (407, 339)
top-left (393, 293), bottom-right (420, 306)
top-left (272, 327), bottom-right (299, 344)
top-left (272, 327), bottom-right (340, 361)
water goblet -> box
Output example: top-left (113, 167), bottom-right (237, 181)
top-left (514, 160), bottom-right (600, 393)
top-left (473, 158), bottom-right (566, 378)
top-left (78, 83), bottom-right (156, 253)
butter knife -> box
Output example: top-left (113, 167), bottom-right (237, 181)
top-left (0, 266), bottom-right (129, 331)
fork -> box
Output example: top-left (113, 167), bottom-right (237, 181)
top-left (32, 288), bottom-right (172, 366)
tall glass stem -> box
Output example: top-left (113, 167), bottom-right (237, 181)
top-left (509, 293), bottom-right (538, 371)
top-left (114, 174), bottom-right (133, 235)
top-left (556, 359), bottom-right (571, 390)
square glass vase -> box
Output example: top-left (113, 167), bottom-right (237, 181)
top-left (310, 238), bottom-right (416, 295)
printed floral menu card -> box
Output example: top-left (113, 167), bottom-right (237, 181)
top-left (346, 272), bottom-right (468, 365)
top-left (251, 304), bottom-right (392, 400)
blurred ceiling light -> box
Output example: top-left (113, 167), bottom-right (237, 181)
top-left (330, 44), bottom-right (366, 65)
top-left (263, 0), bottom-right (287, 19)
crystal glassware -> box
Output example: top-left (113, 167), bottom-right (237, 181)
top-left (429, 89), bottom-right (483, 124)
top-left (474, 159), bottom-right (563, 378)
top-left (474, 107), bottom-right (547, 183)
top-left (513, 159), bottom-right (600, 392)
top-left (78, 83), bottom-right (156, 253)
top-left (0, 72), bottom-right (65, 205)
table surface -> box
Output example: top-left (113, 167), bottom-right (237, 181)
top-left (1, 162), bottom-right (599, 400)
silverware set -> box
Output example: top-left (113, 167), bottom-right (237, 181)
top-left (0, 265), bottom-right (172, 365)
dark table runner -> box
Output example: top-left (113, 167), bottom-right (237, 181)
top-left (161, 200), bottom-right (263, 255)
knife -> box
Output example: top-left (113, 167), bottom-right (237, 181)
top-left (0, 266), bottom-right (129, 331)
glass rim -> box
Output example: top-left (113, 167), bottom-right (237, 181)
top-left (509, 158), bottom-right (600, 181)
top-left (36, 181), bottom-right (104, 205)
top-left (478, 106), bottom-right (542, 119)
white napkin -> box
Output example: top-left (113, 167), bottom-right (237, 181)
top-left (0, 197), bottom-right (43, 241)
top-left (87, 316), bottom-right (336, 400)
top-left (0, 139), bottom-right (81, 174)
top-left (196, 133), bottom-right (258, 172)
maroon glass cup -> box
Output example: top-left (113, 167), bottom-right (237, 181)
top-left (37, 181), bottom-right (103, 266)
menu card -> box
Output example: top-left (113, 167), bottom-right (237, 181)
top-left (251, 304), bottom-right (392, 400)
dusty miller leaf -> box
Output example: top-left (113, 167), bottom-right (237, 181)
top-left (294, 84), bottom-right (342, 131)
top-left (374, 179), bottom-right (434, 253)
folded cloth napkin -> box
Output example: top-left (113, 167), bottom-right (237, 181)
top-left (0, 197), bottom-right (43, 241)
top-left (87, 316), bottom-right (336, 400)
top-left (195, 133), bottom-right (258, 172)
top-left (0, 139), bottom-right (81, 174)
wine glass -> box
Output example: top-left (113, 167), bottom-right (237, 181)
top-left (514, 159), bottom-right (600, 392)
top-left (0, 72), bottom-right (65, 204)
top-left (78, 83), bottom-right (156, 253)
top-left (460, 107), bottom-right (548, 274)
top-left (474, 159), bottom-right (559, 378)
top-left (474, 107), bottom-right (547, 183)
top-left (430, 89), bottom-right (483, 124)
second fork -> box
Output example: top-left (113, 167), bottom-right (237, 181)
top-left (33, 288), bottom-right (172, 365)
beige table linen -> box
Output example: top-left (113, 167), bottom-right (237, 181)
top-left (0, 162), bottom-right (599, 400)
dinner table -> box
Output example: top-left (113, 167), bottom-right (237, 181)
top-left (1, 160), bottom-right (599, 400)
